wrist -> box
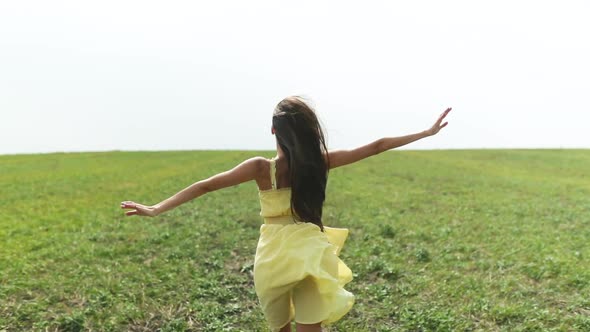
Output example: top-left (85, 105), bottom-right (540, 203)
top-left (152, 205), bottom-right (162, 216)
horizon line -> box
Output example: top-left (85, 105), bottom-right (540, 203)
top-left (1, 147), bottom-right (589, 157)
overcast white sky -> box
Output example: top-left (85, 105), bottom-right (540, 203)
top-left (0, 1), bottom-right (588, 155)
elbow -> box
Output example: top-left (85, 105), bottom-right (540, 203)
top-left (195, 181), bottom-right (213, 196)
top-left (373, 138), bottom-right (385, 156)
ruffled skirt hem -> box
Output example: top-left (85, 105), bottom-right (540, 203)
top-left (254, 223), bottom-right (354, 331)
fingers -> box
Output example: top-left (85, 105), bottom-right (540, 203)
top-left (434, 108), bottom-right (451, 127)
top-left (125, 210), bottom-right (138, 216)
top-left (121, 201), bottom-right (143, 210)
top-left (434, 108), bottom-right (452, 129)
top-left (121, 201), bottom-right (140, 217)
top-left (120, 201), bottom-right (134, 208)
top-left (121, 201), bottom-right (155, 217)
top-left (440, 107), bottom-right (452, 118)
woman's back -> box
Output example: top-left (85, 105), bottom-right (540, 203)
top-left (259, 157), bottom-right (292, 219)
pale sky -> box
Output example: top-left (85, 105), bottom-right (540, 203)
top-left (1, 0), bottom-right (588, 155)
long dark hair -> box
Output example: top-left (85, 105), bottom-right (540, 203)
top-left (272, 96), bottom-right (329, 231)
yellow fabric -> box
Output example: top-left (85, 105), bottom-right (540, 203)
top-left (259, 188), bottom-right (292, 218)
top-left (255, 164), bottom-right (354, 331)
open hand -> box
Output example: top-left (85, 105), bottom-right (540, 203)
top-left (120, 201), bottom-right (158, 217)
top-left (426, 107), bottom-right (452, 136)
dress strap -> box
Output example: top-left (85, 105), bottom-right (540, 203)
top-left (269, 158), bottom-right (277, 190)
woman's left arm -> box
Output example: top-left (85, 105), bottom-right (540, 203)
top-left (121, 157), bottom-right (264, 217)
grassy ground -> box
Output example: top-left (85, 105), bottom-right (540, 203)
top-left (0, 149), bottom-right (589, 331)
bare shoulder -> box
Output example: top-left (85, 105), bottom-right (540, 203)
top-left (243, 156), bottom-right (268, 169)
top-left (247, 156), bottom-right (269, 163)
top-left (244, 156), bottom-right (273, 187)
top-left (322, 152), bottom-right (331, 168)
top-left (244, 156), bottom-right (270, 176)
top-left (224, 156), bottom-right (268, 176)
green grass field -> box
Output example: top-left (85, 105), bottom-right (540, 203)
top-left (1, 150), bottom-right (589, 331)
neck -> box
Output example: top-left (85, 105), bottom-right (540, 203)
top-left (275, 142), bottom-right (286, 159)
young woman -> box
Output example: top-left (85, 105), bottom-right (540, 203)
top-left (121, 96), bottom-right (451, 332)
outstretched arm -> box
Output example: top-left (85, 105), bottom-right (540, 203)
top-left (120, 157), bottom-right (264, 217)
top-left (328, 108), bottom-right (451, 169)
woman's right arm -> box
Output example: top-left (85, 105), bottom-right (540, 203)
top-left (327, 108), bottom-right (451, 169)
top-left (120, 157), bottom-right (265, 217)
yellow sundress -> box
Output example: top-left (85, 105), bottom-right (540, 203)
top-left (254, 158), bottom-right (354, 331)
